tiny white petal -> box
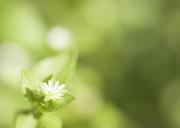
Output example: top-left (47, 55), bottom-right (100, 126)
top-left (39, 80), bottom-right (67, 100)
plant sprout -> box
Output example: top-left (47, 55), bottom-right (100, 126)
top-left (14, 71), bottom-right (75, 128)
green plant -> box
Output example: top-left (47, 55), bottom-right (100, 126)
top-left (14, 48), bottom-right (78, 128)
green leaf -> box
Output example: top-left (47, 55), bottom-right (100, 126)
top-left (21, 69), bottom-right (35, 91)
top-left (37, 114), bottom-right (62, 128)
top-left (58, 48), bottom-right (78, 84)
top-left (49, 93), bottom-right (75, 110)
top-left (38, 93), bottom-right (74, 112)
top-left (21, 70), bottom-right (30, 87)
top-left (42, 74), bottom-right (53, 83)
top-left (24, 88), bottom-right (45, 103)
top-left (31, 48), bottom-right (78, 84)
top-left (24, 88), bottom-right (35, 102)
top-left (15, 113), bottom-right (37, 128)
top-left (58, 93), bottom-right (75, 107)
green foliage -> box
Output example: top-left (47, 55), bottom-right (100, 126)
top-left (38, 93), bottom-right (74, 112)
top-left (16, 63), bottom-right (75, 127)
top-left (37, 114), bottom-right (62, 128)
top-left (21, 69), bottom-right (74, 107)
top-left (31, 49), bottom-right (78, 85)
top-left (16, 38), bottom-right (77, 128)
top-left (15, 113), bottom-right (62, 128)
top-left (21, 69), bottom-right (36, 91)
top-left (21, 69), bottom-right (75, 110)
top-left (15, 113), bottom-right (37, 128)
top-left (1, 0), bottom-right (180, 128)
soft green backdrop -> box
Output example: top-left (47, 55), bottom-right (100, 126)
top-left (0, 0), bottom-right (180, 128)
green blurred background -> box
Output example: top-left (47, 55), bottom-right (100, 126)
top-left (0, 0), bottom-right (180, 128)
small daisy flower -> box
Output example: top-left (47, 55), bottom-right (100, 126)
top-left (40, 80), bottom-right (67, 101)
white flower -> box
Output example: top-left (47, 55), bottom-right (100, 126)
top-left (40, 80), bottom-right (66, 100)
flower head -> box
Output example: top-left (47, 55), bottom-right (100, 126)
top-left (40, 80), bottom-right (66, 101)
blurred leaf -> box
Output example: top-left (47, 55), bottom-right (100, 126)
top-left (56, 93), bottom-right (75, 108)
top-left (58, 48), bottom-right (78, 84)
top-left (37, 114), bottom-right (62, 128)
top-left (31, 49), bottom-right (78, 85)
top-left (15, 113), bottom-right (37, 128)
top-left (21, 69), bottom-right (36, 90)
